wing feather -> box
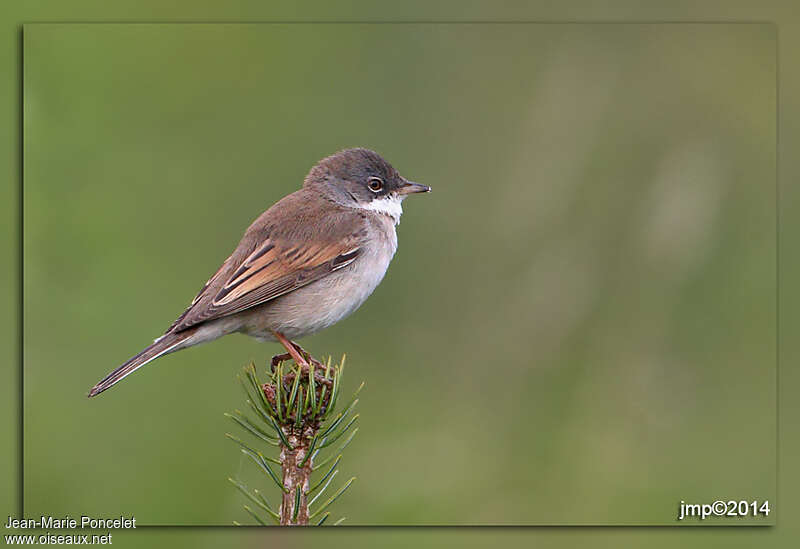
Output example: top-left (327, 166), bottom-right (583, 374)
top-left (169, 204), bottom-right (366, 333)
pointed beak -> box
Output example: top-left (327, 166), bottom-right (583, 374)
top-left (397, 179), bottom-right (431, 195)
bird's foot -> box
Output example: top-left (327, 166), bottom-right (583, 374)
top-left (271, 330), bottom-right (311, 369)
top-left (289, 340), bottom-right (326, 371)
top-left (269, 345), bottom-right (324, 371)
top-left (269, 333), bottom-right (332, 386)
top-left (270, 352), bottom-right (293, 371)
top-left (281, 365), bottom-right (334, 388)
top-left (271, 354), bottom-right (333, 388)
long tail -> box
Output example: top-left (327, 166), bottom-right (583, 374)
top-left (88, 331), bottom-right (192, 397)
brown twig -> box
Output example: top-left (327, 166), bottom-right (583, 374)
top-left (278, 425), bottom-right (315, 524)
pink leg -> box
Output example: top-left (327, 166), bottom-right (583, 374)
top-left (271, 330), bottom-right (309, 369)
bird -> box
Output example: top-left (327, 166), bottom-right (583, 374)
top-left (88, 148), bottom-right (430, 397)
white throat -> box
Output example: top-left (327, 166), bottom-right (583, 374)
top-left (360, 194), bottom-right (404, 225)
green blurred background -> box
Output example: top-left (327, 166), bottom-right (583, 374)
top-left (5, 1), bottom-right (800, 547)
top-left (21, 22), bottom-right (775, 526)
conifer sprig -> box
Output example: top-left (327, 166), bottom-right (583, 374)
top-left (227, 357), bottom-right (359, 525)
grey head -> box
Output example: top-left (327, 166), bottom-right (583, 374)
top-left (304, 148), bottom-right (430, 217)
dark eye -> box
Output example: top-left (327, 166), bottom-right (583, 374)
top-left (367, 177), bottom-right (384, 192)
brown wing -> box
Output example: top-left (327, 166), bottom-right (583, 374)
top-left (169, 191), bottom-right (366, 333)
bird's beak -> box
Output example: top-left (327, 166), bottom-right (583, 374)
top-left (397, 179), bottom-right (431, 195)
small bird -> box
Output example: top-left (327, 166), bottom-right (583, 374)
top-left (88, 148), bottom-right (430, 397)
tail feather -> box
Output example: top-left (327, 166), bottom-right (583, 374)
top-left (88, 332), bottom-right (191, 397)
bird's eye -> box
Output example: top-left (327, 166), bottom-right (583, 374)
top-left (367, 177), bottom-right (384, 192)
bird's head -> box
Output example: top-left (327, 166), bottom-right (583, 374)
top-left (305, 148), bottom-right (430, 223)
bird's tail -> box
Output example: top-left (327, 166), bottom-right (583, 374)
top-left (88, 331), bottom-right (192, 397)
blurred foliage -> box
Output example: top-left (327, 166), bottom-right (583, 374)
top-left (20, 20), bottom-right (774, 533)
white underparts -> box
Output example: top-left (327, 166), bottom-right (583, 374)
top-left (360, 194), bottom-right (404, 224)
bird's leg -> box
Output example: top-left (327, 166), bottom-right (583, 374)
top-left (271, 330), bottom-right (309, 369)
top-left (289, 340), bottom-right (326, 371)
top-left (269, 332), bottom-right (332, 387)
top-left (288, 341), bottom-right (333, 387)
